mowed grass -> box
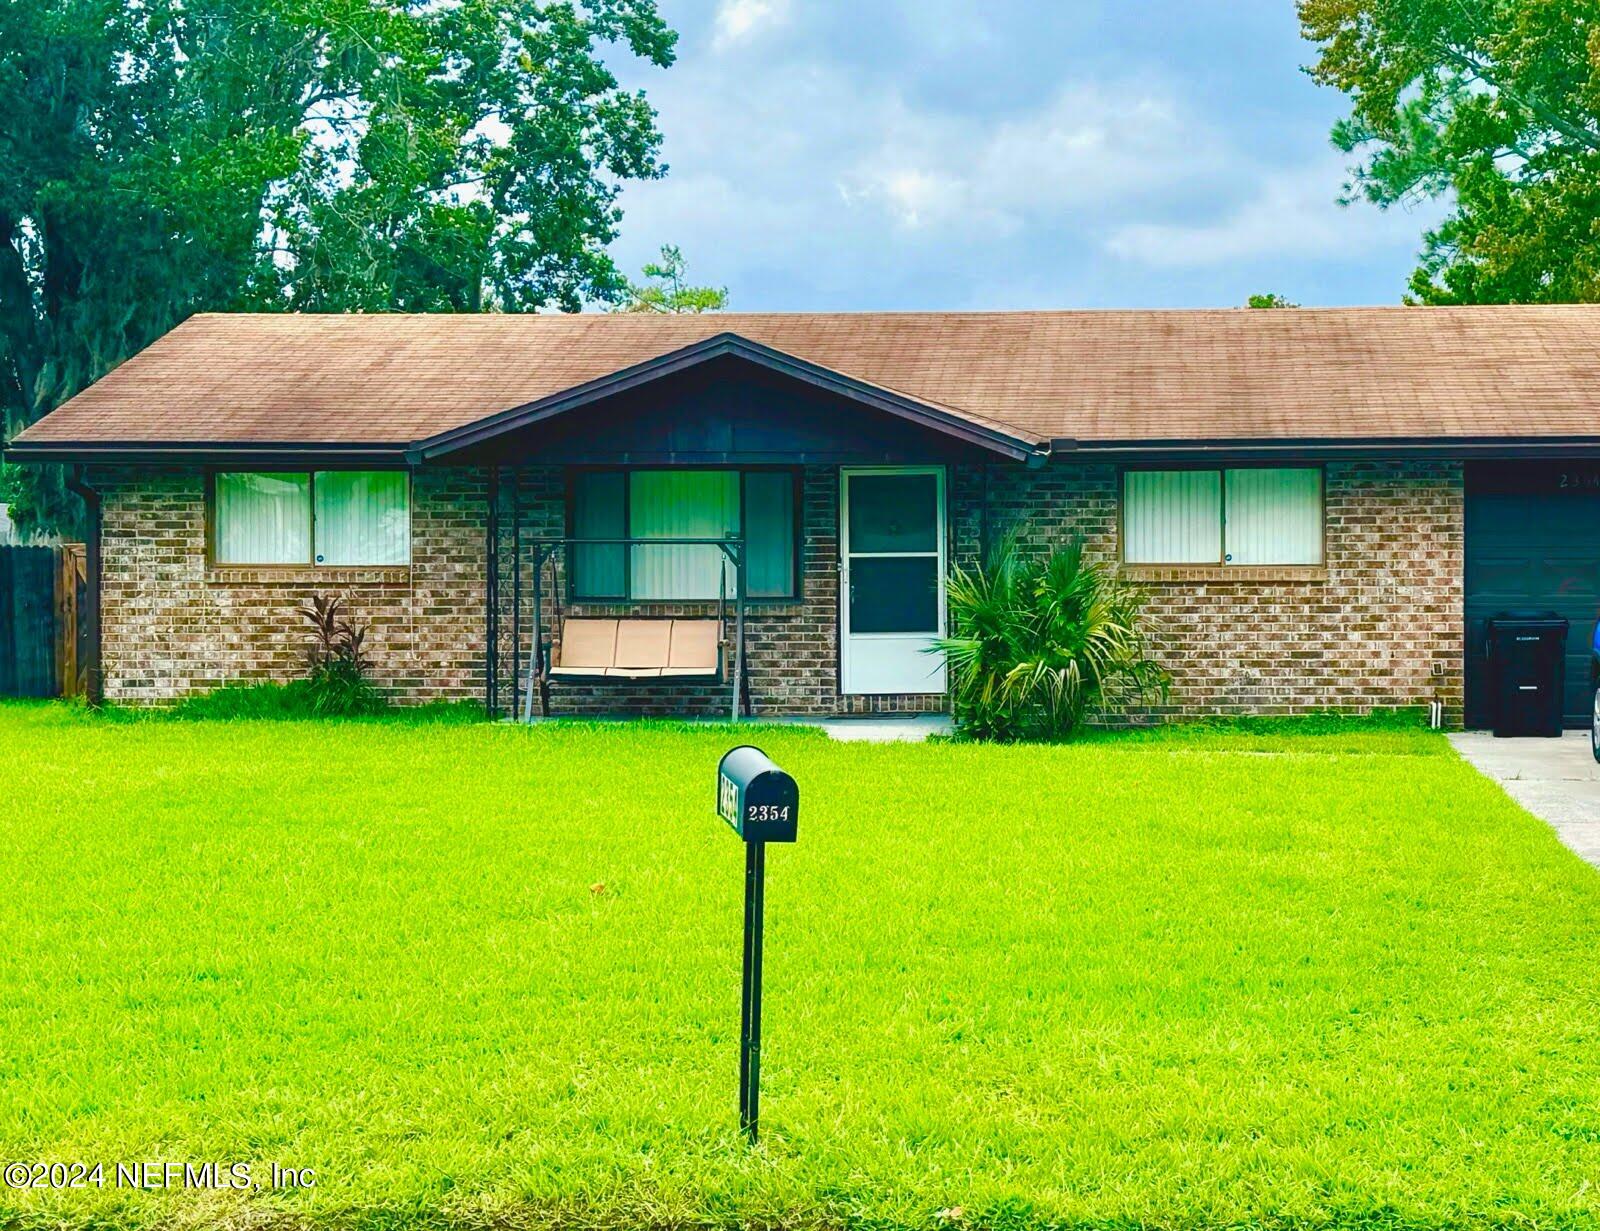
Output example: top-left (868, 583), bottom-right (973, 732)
top-left (2, 704), bottom-right (1600, 1230)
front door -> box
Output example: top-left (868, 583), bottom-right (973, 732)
top-left (840, 467), bottom-right (947, 695)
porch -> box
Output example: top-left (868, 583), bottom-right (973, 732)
top-left (415, 335), bottom-right (1041, 722)
top-left (479, 464), bottom-right (980, 722)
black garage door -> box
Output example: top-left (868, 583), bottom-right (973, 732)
top-left (1465, 462), bottom-right (1600, 729)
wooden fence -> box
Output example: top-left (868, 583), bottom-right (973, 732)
top-left (0, 544), bottom-right (85, 699)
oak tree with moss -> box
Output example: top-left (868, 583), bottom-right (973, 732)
top-left (0, 0), bottom-right (677, 534)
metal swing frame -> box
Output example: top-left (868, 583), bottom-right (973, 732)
top-left (521, 536), bottom-right (748, 723)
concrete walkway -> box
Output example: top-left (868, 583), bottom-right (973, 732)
top-left (1450, 731), bottom-right (1600, 864)
top-left (790, 715), bottom-right (954, 743)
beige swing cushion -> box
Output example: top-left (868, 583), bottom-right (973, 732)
top-left (548, 618), bottom-right (722, 680)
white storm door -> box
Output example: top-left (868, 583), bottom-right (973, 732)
top-left (840, 467), bottom-right (947, 695)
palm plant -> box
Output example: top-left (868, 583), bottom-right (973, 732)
top-left (932, 536), bottom-right (1168, 741)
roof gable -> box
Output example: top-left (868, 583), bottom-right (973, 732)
top-left (408, 333), bottom-right (1042, 462)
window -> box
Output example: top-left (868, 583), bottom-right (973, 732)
top-left (213, 471), bottom-right (411, 566)
top-left (569, 469), bottom-right (799, 600)
top-left (1123, 470), bottom-right (1221, 564)
top-left (1123, 468), bottom-right (1322, 565)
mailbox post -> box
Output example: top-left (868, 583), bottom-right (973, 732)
top-left (716, 745), bottom-right (798, 1143)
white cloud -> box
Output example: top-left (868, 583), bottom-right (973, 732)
top-left (839, 166), bottom-right (969, 230)
top-left (1103, 158), bottom-right (1434, 268)
top-left (609, 3), bottom-right (1438, 309)
top-left (837, 85), bottom-right (1228, 235)
top-left (712, 0), bottom-right (789, 49)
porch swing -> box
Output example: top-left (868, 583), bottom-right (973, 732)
top-left (520, 536), bottom-right (750, 722)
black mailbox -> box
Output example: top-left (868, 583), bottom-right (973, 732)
top-left (717, 745), bottom-right (798, 843)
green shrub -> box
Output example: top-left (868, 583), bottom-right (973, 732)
top-left (298, 594), bottom-right (386, 717)
top-left (933, 536), bottom-right (1168, 741)
top-left (163, 686), bottom-right (484, 722)
top-left (169, 681), bottom-right (318, 720)
top-left (304, 655), bottom-right (384, 717)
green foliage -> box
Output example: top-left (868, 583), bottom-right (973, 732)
top-left (1076, 706), bottom-right (1440, 753)
top-left (304, 655), bottom-right (384, 718)
top-left (1, 708), bottom-right (1598, 1227)
top-left (1300, 0), bottom-right (1600, 304)
top-left (163, 683), bottom-right (483, 723)
top-left (170, 680), bottom-right (322, 720)
top-left (1246, 292), bottom-right (1300, 308)
top-left (0, 0), bottom-right (678, 535)
top-left (298, 594), bottom-right (385, 716)
top-left (618, 243), bottom-right (728, 313)
top-left (933, 536), bottom-right (1168, 741)
top-left (0, 460), bottom-right (77, 539)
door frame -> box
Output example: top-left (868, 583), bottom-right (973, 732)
top-left (1463, 460), bottom-right (1600, 728)
top-left (838, 465), bottom-right (948, 696)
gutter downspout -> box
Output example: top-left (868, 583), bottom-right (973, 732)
top-left (64, 465), bottom-right (102, 706)
top-left (486, 467), bottom-right (500, 718)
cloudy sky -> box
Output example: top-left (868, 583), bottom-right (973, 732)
top-left (606, 0), bottom-right (1445, 312)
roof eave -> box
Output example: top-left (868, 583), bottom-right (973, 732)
top-left (1051, 435), bottom-right (1600, 460)
top-left (1, 440), bottom-right (413, 466)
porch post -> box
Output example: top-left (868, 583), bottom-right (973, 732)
top-left (732, 542), bottom-right (746, 723)
top-left (511, 471), bottom-right (520, 721)
top-left (65, 467), bottom-right (102, 705)
top-left (525, 543), bottom-right (543, 723)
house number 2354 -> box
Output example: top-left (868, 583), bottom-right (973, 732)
top-left (748, 804), bottom-right (791, 822)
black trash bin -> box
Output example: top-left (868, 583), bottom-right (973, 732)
top-left (1485, 612), bottom-right (1569, 738)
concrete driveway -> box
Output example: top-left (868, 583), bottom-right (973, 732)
top-left (1450, 731), bottom-right (1600, 864)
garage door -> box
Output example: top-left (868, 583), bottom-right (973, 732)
top-left (1465, 462), bottom-right (1600, 729)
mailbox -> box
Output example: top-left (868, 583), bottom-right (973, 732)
top-left (717, 745), bottom-right (798, 843)
top-left (714, 745), bottom-right (799, 1142)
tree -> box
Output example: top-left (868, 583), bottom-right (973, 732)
top-left (1299, 0), bottom-right (1600, 304)
top-left (0, 0), bottom-right (677, 534)
top-left (1246, 293), bottom-right (1300, 308)
top-left (618, 244), bottom-right (727, 313)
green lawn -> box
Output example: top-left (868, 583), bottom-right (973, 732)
top-left (2, 703), bottom-right (1599, 1230)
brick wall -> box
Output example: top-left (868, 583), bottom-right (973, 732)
top-left (94, 459), bottom-right (1465, 723)
top-left (974, 459), bottom-right (1465, 723)
top-left (94, 466), bottom-right (488, 705)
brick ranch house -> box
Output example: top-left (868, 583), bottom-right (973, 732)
top-left (8, 307), bottom-right (1600, 727)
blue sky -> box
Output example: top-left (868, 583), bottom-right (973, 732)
top-left (608, 1), bottom-right (1446, 311)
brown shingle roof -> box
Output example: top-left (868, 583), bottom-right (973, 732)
top-left (13, 305), bottom-right (1600, 452)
